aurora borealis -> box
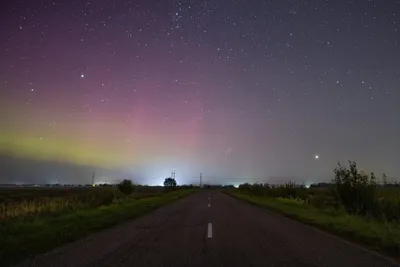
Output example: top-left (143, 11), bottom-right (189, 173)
top-left (1, 0), bottom-right (399, 185)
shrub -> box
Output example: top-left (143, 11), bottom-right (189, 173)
top-left (163, 177), bottom-right (177, 188)
top-left (331, 161), bottom-right (377, 216)
top-left (233, 161), bottom-right (400, 222)
top-left (118, 179), bottom-right (135, 195)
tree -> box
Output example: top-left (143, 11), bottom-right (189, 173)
top-left (163, 177), bottom-right (177, 187)
top-left (118, 179), bottom-right (134, 195)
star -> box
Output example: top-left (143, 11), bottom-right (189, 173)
top-left (0, 0), bottom-right (399, 188)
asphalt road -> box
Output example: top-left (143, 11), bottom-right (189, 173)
top-left (17, 191), bottom-right (399, 267)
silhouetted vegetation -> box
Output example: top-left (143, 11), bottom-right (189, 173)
top-left (226, 161), bottom-right (400, 257)
top-left (118, 179), bottom-right (135, 195)
top-left (332, 161), bottom-right (400, 221)
top-left (309, 182), bottom-right (334, 188)
top-left (0, 188), bottom-right (116, 221)
top-left (332, 161), bottom-right (377, 216)
top-left (235, 161), bottom-right (400, 222)
top-left (0, 183), bottom-right (197, 222)
top-left (0, 188), bottom-right (197, 266)
top-left (163, 177), bottom-right (177, 188)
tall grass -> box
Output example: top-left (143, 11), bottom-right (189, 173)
top-left (226, 191), bottom-right (400, 258)
top-left (332, 161), bottom-right (400, 222)
top-left (0, 186), bottom-right (168, 222)
top-left (0, 191), bottom-right (114, 221)
top-left (237, 161), bottom-right (400, 222)
top-left (0, 188), bottom-right (197, 267)
top-left (228, 161), bottom-right (400, 258)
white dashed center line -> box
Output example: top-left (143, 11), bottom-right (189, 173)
top-left (208, 203), bottom-right (211, 207)
top-left (207, 223), bottom-right (212, 238)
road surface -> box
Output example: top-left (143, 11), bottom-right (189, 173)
top-left (17, 191), bottom-right (398, 267)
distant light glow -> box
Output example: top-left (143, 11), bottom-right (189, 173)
top-left (1, 1), bottom-right (399, 186)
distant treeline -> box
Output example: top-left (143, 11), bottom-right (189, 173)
top-left (0, 183), bottom-right (115, 188)
top-left (309, 182), bottom-right (400, 188)
top-left (0, 183), bottom-right (236, 189)
top-left (0, 183), bottom-right (233, 189)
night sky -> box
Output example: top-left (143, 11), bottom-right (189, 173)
top-left (1, 0), bottom-right (399, 185)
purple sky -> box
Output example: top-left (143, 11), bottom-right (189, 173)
top-left (1, 0), bottom-right (399, 185)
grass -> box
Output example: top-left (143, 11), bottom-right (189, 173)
top-left (0, 186), bottom-right (167, 221)
top-left (0, 188), bottom-right (196, 267)
top-left (225, 190), bottom-right (400, 260)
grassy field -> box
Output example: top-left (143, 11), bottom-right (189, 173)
top-left (0, 186), bottom-right (196, 266)
top-left (226, 186), bottom-right (400, 259)
top-left (0, 186), bottom-right (167, 221)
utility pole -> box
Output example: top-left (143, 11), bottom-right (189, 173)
top-left (92, 172), bottom-right (95, 186)
top-left (200, 172), bottom-right (202, 188)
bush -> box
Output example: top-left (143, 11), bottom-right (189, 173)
top-left (332, 161), bottom-right (377, 216)
top-left (232, 161), bottom-right (400, 222)
top-left (118, 179), bottom-right (135, 195)
top-left (163, 177), bottom-right (177, 188)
